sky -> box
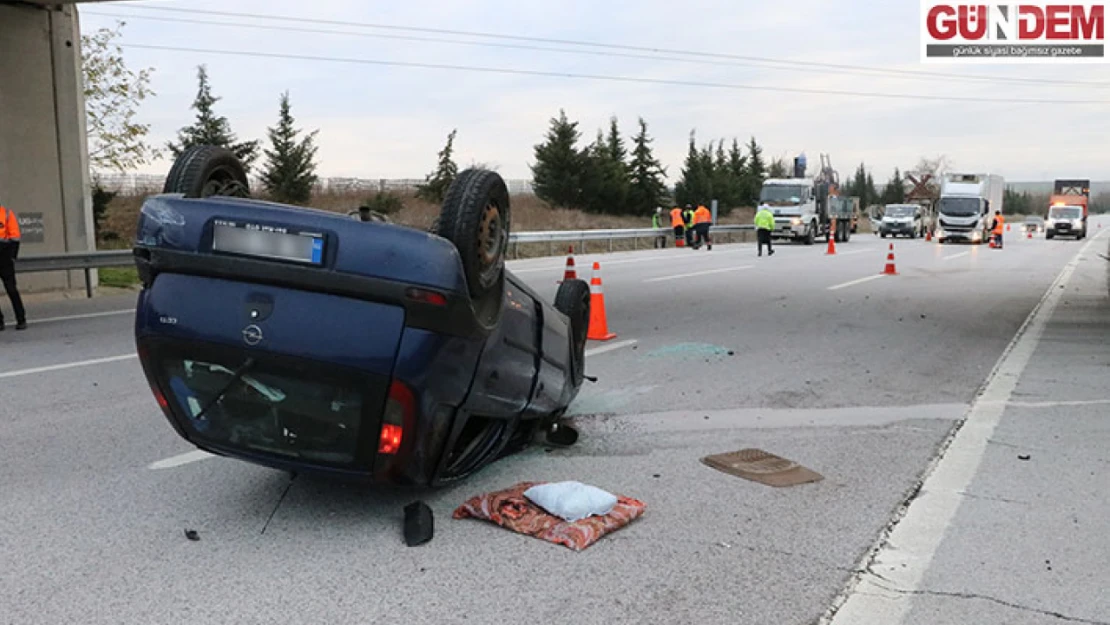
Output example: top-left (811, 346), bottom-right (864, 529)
top-left (76, 0), bottom-right (1110, 184)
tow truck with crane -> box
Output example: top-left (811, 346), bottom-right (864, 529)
top-left (760, 153), bottom-right (853, 245)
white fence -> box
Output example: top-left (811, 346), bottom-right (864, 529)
top-left (94, 173), bottom-right (535, 195)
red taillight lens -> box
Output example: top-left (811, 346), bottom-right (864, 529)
top-left (378, 424), bottom-right (403, 455)
top-left (405, 287), bottom-right (448, 307)
top-left (379, 380), bottom-right (415, 455)
top-left (154, 387), bottom-right (169, 409)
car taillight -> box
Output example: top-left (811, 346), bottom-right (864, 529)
top-left (405, 287), bottom-right (448, 307)
top-left (154, 386), bottom-right (169, 410)
top-left (379, 380), bottom-right (415, 455)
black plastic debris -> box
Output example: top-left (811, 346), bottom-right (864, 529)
top-left (1018, 454), bottom-right (1031, 461)
top-left (184, 529), bottom-right (200, 541)
top-left (403, 501), bottom-right (434, 547)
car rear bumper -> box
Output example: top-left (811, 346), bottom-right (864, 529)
top-left (134, 246), bottom-right (489, 340)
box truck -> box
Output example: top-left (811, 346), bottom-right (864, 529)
top-left (934, 173), bottom-right (1004, 245)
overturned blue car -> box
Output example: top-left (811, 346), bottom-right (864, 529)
top-left (132, 145), bottom-right (590, 486)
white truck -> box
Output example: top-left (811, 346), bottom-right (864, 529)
top-left (934, 173), bottom-right (1004, 245)
top-left (759, 153), bottom-right (845, 245)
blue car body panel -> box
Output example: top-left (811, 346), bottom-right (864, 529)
top-left (131, 193), bottom-right (581, 486)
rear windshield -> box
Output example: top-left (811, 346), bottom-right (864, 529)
top-left (157, 354), bottom-right (368, 465)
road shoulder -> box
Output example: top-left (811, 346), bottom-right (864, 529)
top-left (822, 233), bottom-right (1110, 624)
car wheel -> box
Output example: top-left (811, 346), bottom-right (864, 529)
top-left (162, 145), bottom-right (250, 199)
top-left (805, 223), bottom-right (815, 245)
top-left (436, 168), bottom-right (511, 327)
top-left (554, 278), bottom-right (590, 387)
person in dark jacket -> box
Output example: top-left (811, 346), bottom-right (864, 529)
top-left (0, 203), bottom-right (27, 330)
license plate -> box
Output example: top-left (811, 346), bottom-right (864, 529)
top-left (212, 220), bottom-right (325, 265)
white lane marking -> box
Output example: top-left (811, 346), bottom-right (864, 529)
top-left (511, 248), bottom-right (745, 274)
top-left (149, 449), bottom-right (215, 470)
top-left (822, 230), bottom-right (1104, 625)
top-left (0, 353), bottom-right (137, 379)
top-left (585, 338), bottom-right (637, 357)
top-left (826, 274), bottom-right (886, 291)
top-left (27, 309), bottom-right (133, 325)
top-left (831, 248), bottom-right (873, 257)
top-left (642, 265), bottom-right (754, 283)
top-left (982, 398), bottom-right (1110, 408)
top-left (942, 251), bottom-right (970, 261)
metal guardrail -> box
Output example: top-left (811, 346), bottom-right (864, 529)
top-left (15, 224), bottom-right (756, 297)
top-left (16, 250), bottom-right (135, 298)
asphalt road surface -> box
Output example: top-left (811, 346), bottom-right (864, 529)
top-left (2, 220), bottom-right (1108, 625)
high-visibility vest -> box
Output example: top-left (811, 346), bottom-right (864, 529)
top-left (755, 208), bottom-right (775, 230)
top-left (0, 206), bottom-right (20, 242)
top-left (694, 206), bottom-right (712, 224)
top-left (992, 214), bottom-right (1004, 235)
top-left (683, 209), bottom-right (694, 226)
top-left (670, 208), bottom-right (685, 228)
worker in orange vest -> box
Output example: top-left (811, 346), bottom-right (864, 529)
top-left (991, 210), bottom-right (1005, 249)
top-left (669, 205), bottom-right (685, 247)
top-left (0, 203), bottom-right (27, 330)
top-left (692, 204), bottom-right (713, 250)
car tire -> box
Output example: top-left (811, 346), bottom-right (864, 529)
top-left (805, 223), bottom-right (815, 245)
top-left (162, 145), bottom-right (250, 199)
top-left (1046, 230), bottom-right (1055, 240)
top-left (436, 168), bottom-right (511, 327)
top-left (554, 278), bottom-right (590, 388)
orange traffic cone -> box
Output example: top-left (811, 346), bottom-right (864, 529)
top-left (559, 246), bottom-right (577, 284)
top-left (881, 243), bottom-right (898, 275)
top-left (1006, 223), bottom-right (1011, 232)
top-left (1027, 229), bottom-right (1033, 239)
top-left (826, 231), bottom-right (837, 255)
top-left (925, 228), bottom-right (932, 242)
top-left (587, 262), bottom-right (616, 341)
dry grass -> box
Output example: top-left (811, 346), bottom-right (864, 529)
top-left (99, 188), bottom-right (760, 250)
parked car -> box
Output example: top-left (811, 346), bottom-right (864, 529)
top-left (1023, 216), bottom-right (1045, 234)
top-left (132, 145), bottom-right (591, 487)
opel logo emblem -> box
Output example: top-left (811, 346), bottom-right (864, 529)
top-left (242, 324), bottom-right (263, 346)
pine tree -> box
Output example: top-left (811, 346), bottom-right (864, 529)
top-left (626, 117), bottom-right (669, 215)
top-left (258, 91), bottom-right (319, 204)
top-left (881, 167), bottom-right (905, 204)
top-left (416, 129), bottom-right (459, 203)
top-left (167, 65), bottom-right (260, 170)
top-left (741, 136), bottom-right (766, 205)
top-left (709, 140), bottom-right (734, 207)
top-left (580, 119), bottom-right (632, 215)
top-left (767, 158), bottom-right (789, 179)
top-left (865, 171), bottom-right (879, 207)
top-left (601, 116), bottom-right (631, 213)
top-left (727, 139), bottom-right (748, 206)
top-left (531, 109), bottom-right (586, 209)
top-left (675, 130), bottom-right (713, 206)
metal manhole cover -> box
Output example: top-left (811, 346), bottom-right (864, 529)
top-left (701, 448), bottom-right (823, 487)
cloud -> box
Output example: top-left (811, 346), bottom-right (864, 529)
top-left (79, 0), bottom-right (1110, 183)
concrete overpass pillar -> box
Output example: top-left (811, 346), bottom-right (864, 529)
top-left (0, 2), bottom-right (96, 293)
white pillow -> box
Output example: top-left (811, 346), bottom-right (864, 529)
top-left (524, 481), bottom-right (618, 522)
